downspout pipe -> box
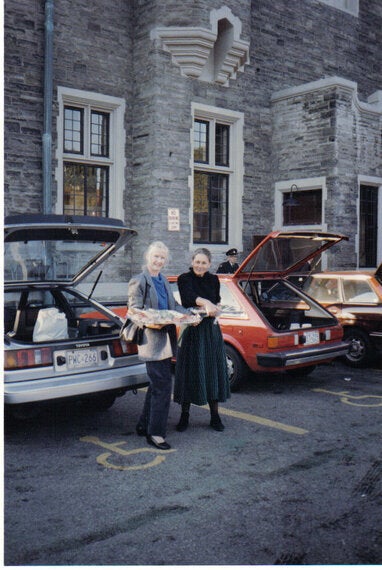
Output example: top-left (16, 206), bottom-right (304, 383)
top-left (43, 0), bottom-right (54, 214)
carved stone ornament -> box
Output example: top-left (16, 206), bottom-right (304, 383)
top-left (150, 7), bottom-right (250, 86)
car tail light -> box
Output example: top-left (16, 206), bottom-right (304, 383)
top-left (5, 347), bottom-right (53, 370)
top-left (111, 339), bottom-right (138, 356)
top-left (320, 330), bottom-right (331, 341)
top-left (267, 335), bottom-right (299, 349)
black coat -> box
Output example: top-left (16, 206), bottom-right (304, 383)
top-left (177, 270), bottom-right (220, 306)
top-left (217, 260), bottom-right (239, 274)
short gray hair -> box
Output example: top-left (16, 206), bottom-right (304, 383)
top-left (192, 247), bottom-right (212, 262)
top-left (144, 241), bottom-right (170, 267)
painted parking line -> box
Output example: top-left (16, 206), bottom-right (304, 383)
top-left (138, 388), bottom-right (308, 435)
top-left (313, 389), bottom-right (382, 408)
top-left (202, 404), bottom-right (308, 435)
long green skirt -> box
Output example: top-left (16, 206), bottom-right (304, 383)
top-left (174, 317), bottom-right (230, 406)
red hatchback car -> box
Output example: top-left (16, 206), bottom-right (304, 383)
top-left (169, 231), bottom-right (350, 390)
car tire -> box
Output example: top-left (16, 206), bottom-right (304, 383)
top-left (225, 344), bottom-right (248, 392)
top-left (343, 327), bottom-right (373, 368)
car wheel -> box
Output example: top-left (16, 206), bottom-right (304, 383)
top-left (343, 327), bottom-right (373, 368)
top-left (225, 344), bottom-right (248, 392)
top-left (286, 365), bottom-right (316, 377)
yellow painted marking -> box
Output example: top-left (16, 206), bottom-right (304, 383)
top-left (313, 389), bottom-right (382, 408)
top-left (140, 385), bottom-right (307, 434)
top-left (202, 405), bottom-right (308, 435)
top-left (80, 436), bottom-right (175, 471)
top-left (143, 386), bottom-right (306, 434)
top-left (96, 450), bottom-right (167, 471)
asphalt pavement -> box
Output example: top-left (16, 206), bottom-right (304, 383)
top-left (4, 359), bottom-right (382, 566)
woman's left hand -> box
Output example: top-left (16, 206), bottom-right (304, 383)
top-left (204, 300), bottom-right (219, 317)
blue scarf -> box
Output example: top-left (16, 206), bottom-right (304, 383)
top-left (151, 274), bottom-right (169, 310)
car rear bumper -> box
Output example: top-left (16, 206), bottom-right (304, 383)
top-left (4, 363), bottom-right (148, 404)
top-left (257, 341), bottom-right (350, 368)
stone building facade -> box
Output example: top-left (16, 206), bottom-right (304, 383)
top-left (4, 0), bottom-right (382, 282)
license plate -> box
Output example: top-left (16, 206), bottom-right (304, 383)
top-left (304, 330), bottom-right (320, 345)
top-left (66, 348), bottom-right (99, 369)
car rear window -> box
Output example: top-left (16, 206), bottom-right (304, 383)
top-left (342, 279), bottom-right (378, 303)
top-left (304, 277), bottom-right (341, 302)
top-left (4, 240), bottom-right (112, 283)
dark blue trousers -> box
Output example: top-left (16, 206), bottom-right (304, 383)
top-left (139, 358), bottom-right (173, 437)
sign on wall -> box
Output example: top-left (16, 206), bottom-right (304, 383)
top-left (168, 208), bottom-right (180, 231)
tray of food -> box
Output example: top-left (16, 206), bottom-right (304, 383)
top-left (127, 307), bottom-right (202, 326)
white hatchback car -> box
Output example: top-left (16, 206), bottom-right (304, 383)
top-left (4, 214), bottom-right (148, 418)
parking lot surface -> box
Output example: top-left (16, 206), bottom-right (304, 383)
top-left (4, 360), bottom-right (382, 566)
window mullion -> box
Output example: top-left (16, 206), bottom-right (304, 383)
top-left (210, 119), bottom-right (216, 168)
top-left (83, 105), bottom-right (91, 159)
top-left (208, 176), bottom-right (212, 242)
top-left (83, 166), bottom-right (88, 215)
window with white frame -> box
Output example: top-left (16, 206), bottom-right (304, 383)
top-left (56, 87), bottom-right (125, 218)
top-left (283, 188), bottom-right (322, 226)
top-left (275, 178), bottom-right (327, 231)
top-left (191, 104), bottom-right (243, 249)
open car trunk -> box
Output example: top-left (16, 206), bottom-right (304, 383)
top-left (4, 214), bottom-right (133, 344)
top-left (4, 287), bottom-right (124, 343)
top-left (235, 230), bottom-right (348, 334)
top-left (240, 277), bottom-right (338, 333)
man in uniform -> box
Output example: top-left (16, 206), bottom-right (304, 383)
top-left (217, 248), bottom-right (239, 273)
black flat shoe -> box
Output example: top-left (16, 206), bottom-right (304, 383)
top-left (146, 436), bottom-right (171, 450)
top-left (136, 423), bottom-right (147, 436)
top-left (210, 415), bottom-right (225, 431)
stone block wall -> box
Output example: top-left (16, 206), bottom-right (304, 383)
top-left (271, 78), bottom-right (381, 267)
top-left (4, 0), bottom-right (382, 275)
top-left (4, 0), bottom-right (45, 214)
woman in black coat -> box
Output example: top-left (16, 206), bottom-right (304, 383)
top-left (174, 248), bottom-right (230, 432)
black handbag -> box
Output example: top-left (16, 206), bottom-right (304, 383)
top-left (120, 279), bottom-right (148, 345)
top-left (120, 320), bottom-right (144, 345)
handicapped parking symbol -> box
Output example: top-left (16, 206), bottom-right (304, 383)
top-left (80, 436), bottom-right (175, 471)
top-left (313, 389), bottom-right (382, 408)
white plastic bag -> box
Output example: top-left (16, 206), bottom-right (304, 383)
top-left (33, 307), bottom-right (68, 342)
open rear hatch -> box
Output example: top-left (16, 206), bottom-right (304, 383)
top-left (4, 214), bottom-right (137, 286)
top-left (4, 214), bottom-right (137, 343)
top-left (234, 231), bottom-right (348, 279)
top-left (234, 231), bottom-right (349, 346)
